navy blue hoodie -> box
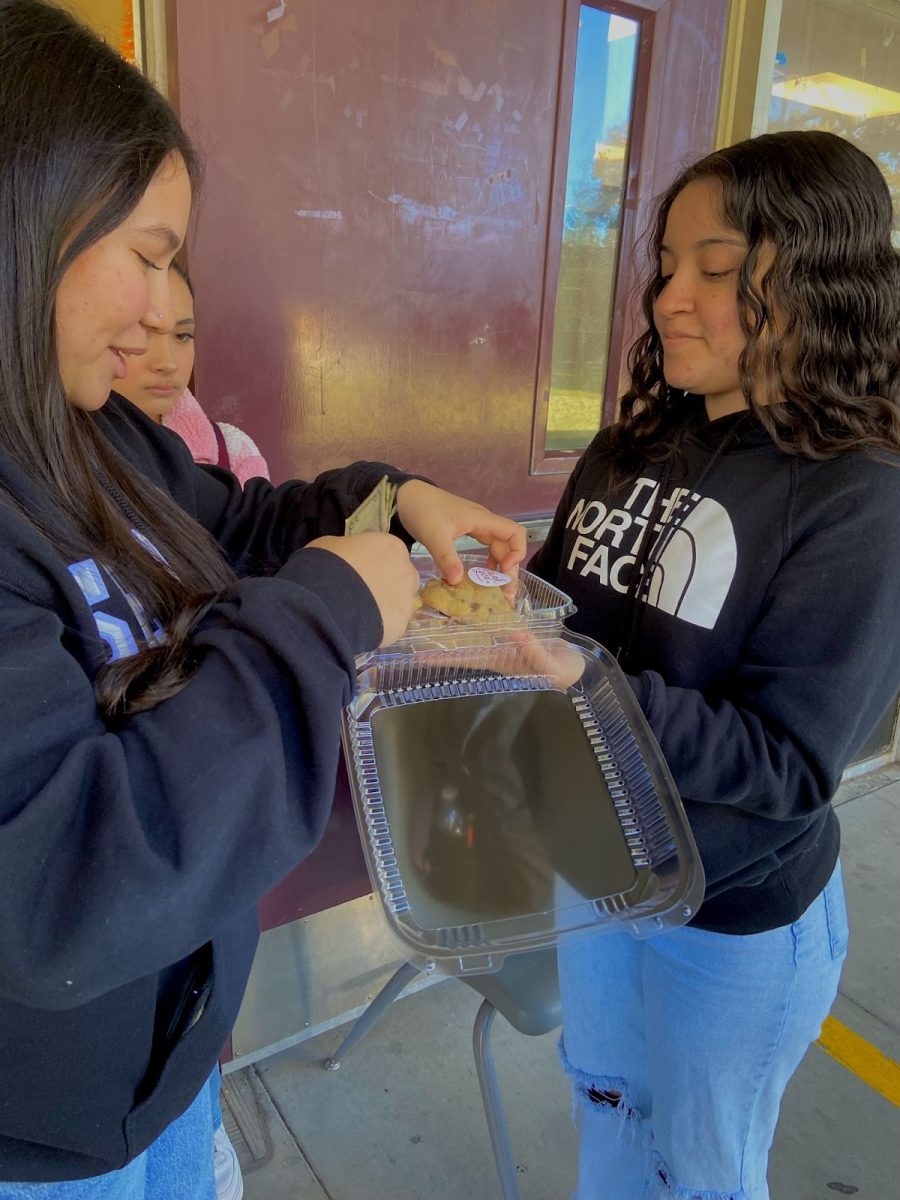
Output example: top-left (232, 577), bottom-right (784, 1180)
top-left (529, 402), bottom-right (900, 934)
top-left (0, 394), bottom-right (415, 1181)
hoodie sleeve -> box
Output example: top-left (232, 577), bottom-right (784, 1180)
top-left (629, 457), bottom-right (900, 821)
top-left (0, 547), bottom-right (383, 1011)
top-left (99, 395), bottom-right (424, 572)
top-left (190, 459), bottom-right (421, 575)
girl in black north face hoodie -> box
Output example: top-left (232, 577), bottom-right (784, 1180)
top-left (529, 130), bottom-right (900, 1200)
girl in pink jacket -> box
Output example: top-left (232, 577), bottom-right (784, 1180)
top-left (118, 263), bottom-right (270, 485)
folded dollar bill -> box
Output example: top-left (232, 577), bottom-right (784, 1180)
top-left (344, 475), bottom-right (397, 536)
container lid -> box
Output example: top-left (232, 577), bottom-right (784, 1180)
top-left (343, 630), bottom-right (704, 975)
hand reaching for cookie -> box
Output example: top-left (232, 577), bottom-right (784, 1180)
top-left (395, 481), bottom-right (526, 584)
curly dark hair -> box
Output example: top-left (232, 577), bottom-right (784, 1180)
top-left (610, 130), bottom-right (900, 485)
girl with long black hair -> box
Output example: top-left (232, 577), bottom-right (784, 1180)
top-left (0, 2), bottom-right (525, 1194)
top-left (530, 130), bottom-right (900, 1199)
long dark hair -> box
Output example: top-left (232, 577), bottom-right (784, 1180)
top-left (611, 131), bottom-right (900, 485)
top-left (0, 0), bottom-right (234, 719)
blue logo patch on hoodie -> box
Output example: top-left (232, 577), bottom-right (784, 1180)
top-left (67, 533), bottom-right (167, 662)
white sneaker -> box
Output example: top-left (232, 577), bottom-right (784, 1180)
top-left (213, 1124), bottom-right (244, 1200)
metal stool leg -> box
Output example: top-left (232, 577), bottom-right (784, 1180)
top-left (324, 961), bottom-right (421, 1071)
top-left (473, 999), bottom-right (521, 1200)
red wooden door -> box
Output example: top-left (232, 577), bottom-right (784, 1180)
top-left (172, 0), bottom-right (728, 927)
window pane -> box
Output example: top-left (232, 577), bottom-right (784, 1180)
top-left (545, 7), bottom-right (639, 453)
top-left (766, 0), bottom-right (900, 244)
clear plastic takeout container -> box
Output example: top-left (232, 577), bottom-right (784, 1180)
top-left (342, 554), bottom-right (704, 975)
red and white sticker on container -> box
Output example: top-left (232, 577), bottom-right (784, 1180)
top-left (468, 566), bottom-right (512, 587)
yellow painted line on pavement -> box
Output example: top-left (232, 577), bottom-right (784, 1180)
top-left (817, 1016), bottom-right (900, 1107)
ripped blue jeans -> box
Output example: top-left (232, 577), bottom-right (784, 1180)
top-left (558, 861), bottom-right (848, 1200)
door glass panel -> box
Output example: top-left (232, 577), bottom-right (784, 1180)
top-left (765, 0), bottom-right (900, 243)
top-left (545, 7), bottom-right (640, 452)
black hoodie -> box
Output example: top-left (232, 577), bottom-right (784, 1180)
top-left (0, 395), bottom-right (416, 1181)
top-left (529, 401), bottom-right (900, 934)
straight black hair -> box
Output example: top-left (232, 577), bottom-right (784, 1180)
top-left (0, 0), bottom-right (235, 718)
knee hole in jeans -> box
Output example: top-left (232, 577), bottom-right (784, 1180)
top-left (575, 1079), bottom-right (642, 1126)
top-left (558, 1034), bottom-right (643, 1131)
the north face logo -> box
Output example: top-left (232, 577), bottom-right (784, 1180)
top-left (644, 495), bottom-right (737, 629)
top-left (564, 478), bottom-right (738, 630)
